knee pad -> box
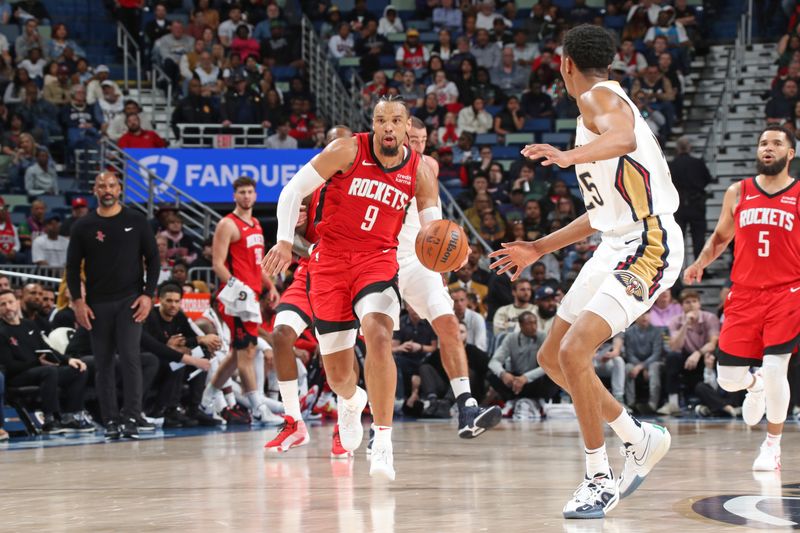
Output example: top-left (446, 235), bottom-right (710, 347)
top-left (762, 354), bottom-right (791, 424)
top-left (716, 364), bottom-right (752, 392)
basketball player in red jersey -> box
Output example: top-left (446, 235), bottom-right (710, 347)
top-left (263, 96), bottom-right (441, 481)
top-left (200, 176), bottom-right (282, 425)
top-left (266, 126), bottom-right (354, 455)
top-left (685, 125), bottom-right (800, 471)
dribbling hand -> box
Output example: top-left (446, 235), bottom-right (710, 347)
top-left (488, 241), bottom-right (543, 281)
top-left (262, 240), bottom-right (293, 277)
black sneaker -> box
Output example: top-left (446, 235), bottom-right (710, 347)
top-left (120, 418), bottom-right (140, 439)
top-left (134, 415), bottom-right (156, 432)
top-left (221, 405), bottom-right (251, 425)
top-left (190, 409), bottom-right (223, 427)
top-left (62, 413), bottom-right (96, 433)
top-left (42, 418), bottom-right (66, 435)
top-left (164, 407), bottom-right (198, 428)
top-left (105, 420), bottom-right (121, 440)
top-left (458, 403), bottom-right (502, 439)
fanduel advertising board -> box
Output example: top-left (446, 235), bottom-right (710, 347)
top-left (123, 148), bottom-right (321, 202)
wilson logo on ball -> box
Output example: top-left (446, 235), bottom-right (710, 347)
top-left (439, 230), bottom-right (460, 264)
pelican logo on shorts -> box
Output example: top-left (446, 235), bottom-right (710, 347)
top-left (614, 271), bottom-right (645, 302)
top-left (439, 229), bottom-right (460, 265)
top-left (691, 482), bottom-right (800, 529)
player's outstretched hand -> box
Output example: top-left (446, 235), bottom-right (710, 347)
top-left (262, 240), bottom-right (292, 276)
top-left (683, 262), bottom-right (704, 285)
top-left (520, 144), bottom-right (573, 168)
top-left (488, 241), bottom-right (543, 281)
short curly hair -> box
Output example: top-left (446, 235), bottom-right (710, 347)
top-left (562, 24), bottom-right (617, 75)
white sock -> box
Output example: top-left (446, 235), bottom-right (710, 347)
top-left (608, 409), bottom-right (645, 445)
top-left (340, 386), bottom-right (365, 409)
top-left (279, 379), bottom-right (302, 420)
top-left (224, 392), bottom-right (236, 408)
top-left (374, 425), bottom-right (392, 446)
top-left (585, 444), bottom-right (610, 477)
top-left (450, 377), bottom-right (471, 398)
top-left (766, 433), bottom-right (782, 447)
top-left (668, 393), bottom-right (679, 406)
top-left (201, 383), bottom-right (220, 407)
top-left (246, 391), bottom-right (263, 411)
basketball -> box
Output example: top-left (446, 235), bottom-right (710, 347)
top-left (415, 220), bottom-right (469, 272)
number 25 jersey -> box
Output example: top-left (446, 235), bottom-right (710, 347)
top-left (315, 132), bottom-right (420, 252)
top-left (574, 81), bottom-right (679, 234)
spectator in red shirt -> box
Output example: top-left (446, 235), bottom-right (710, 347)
top-left (288, 97), bottom-right (317, 146)
top-left (230, 25), bottom-right (260, 62)
top-left (118, 113), bottom-right (168, 148)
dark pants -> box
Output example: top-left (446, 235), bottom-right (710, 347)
top-left (114, 6), bottom-right (141, 43)
top-left (88, 295), bottom-right (144, 423)
top-left (675, 212), bottom-right (706, 261)
top-left (150, 361), bottom-right (207, 414)
top-left (395, 354), bottom-right (424, 399)
top-left (487, 372), bottom-right (560, 402)
top-left (694, 382), bottom-right (745, 414)
top-left (81, 352), bottom-right (159, 412)
top-left (9, 365), bottom-right (88, 416)
top-left (665, 351), bottom-right (705, 399)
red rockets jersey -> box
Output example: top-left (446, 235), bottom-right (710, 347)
top-left (731, 177), bottom-right (800, 288)
top-left (224, 213), bottom-right (265, 294)
top-left (314, 132), bottom-right (419, 252)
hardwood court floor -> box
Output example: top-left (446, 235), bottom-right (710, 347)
top-left (2, 419), bottom-right (799, 532)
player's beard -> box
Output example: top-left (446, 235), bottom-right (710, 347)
top-left (379, 136), bottom-right (399, 157)
top-left (235, 200), bottom-right (253, 213)
top-left (756, 154), bottom-right (788, 176)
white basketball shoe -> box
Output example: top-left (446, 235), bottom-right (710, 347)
top-left (742, 371), bottom-right (766, 426)
top-left (369, 438), bottom-right (395, 481)
top-left (617, 422), bottom-right (672, 499)
top-left (338, 387), bottom-right (368, 452)
top-left (562, 471), bottom-right (619, 519)
top-left (753, 438), bottom-right (781, 471)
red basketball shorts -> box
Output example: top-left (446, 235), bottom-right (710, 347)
top-left (717, 282), bottom-right (800, 366)
top-left (218, 300), bottom-right (260, 350)
top-left (307, 246), bottom-right (400, 354)
top-left (274, 260), bottom-right (314, 336)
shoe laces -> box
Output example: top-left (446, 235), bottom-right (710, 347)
top-left (573, 475), bottom-right (609, 502)
top-left (275, 417), bottom-right (296, 437)
top-left (372, 445), bottom-right (391, 465)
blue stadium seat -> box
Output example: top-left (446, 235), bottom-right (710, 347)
top-left (379, 55), bottom-right (396, 68)
top-left (12, 205), bottom-right (30, 216)
top-left (522, 118), bottom-right (552, 133)
top-left (559, 170), bottom-right (578, 187)
top-left (542, 132), bottom-right (572, 148)
top-left (0, 24), bottom-right (19, 42)
top-left (271, 66), bottom-right (299, 81)
top-left (485, 105), bottom-right (502, 116)
top-left (475, 133), bottom-right (498, 145)
top-left (552, 0), bottom-right (576, 9)
top-left (492, 146), bottom-right (521, 159)
top-left (603, 15), bottom-right (626, 33)
top-left (10, 212), bottom-right (26, 225)
top-left (366, 0), bottom-right (387, 16)
top-left (38, 195), bottom-right (67, 211)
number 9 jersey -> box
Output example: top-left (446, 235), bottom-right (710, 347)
top-left (314, 132), bottom-right (419, 252)
top-left (574, 80), bottom-right (679, 234)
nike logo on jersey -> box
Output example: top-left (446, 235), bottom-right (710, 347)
top-left (791, 287), bottom-right (800, 293)
top-left (362, 161), bottom-right (377, 166)
top-left (124, 227), bottom-right (133, 232)
top-left (382, 248), bottom-right (391, 253)
top-left (745, 194), bottom-right (760, 200)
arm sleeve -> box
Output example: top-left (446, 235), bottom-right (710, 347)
top-left (65, 223), bottom-right (84, 301)
top-left (275, 163), bottom-right (326, 244)
top-left (140, 216), bottom-right (160, 297)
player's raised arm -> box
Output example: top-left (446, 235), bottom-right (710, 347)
top-left (520, 87), bottom-right (636, 168)
top-left (262, 137), bottom-right (358, 276)
top-left (683, 182), bottom-right (741, 284)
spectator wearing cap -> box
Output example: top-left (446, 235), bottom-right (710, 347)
top-left (378, 5), bottom-right (404, 35)
top-left (471, 29), bottom-right (501, 71)
top-left (221, 73), bottom-right (263, 126)
top-left (95, 80), bottom-right (124, 130)
top-left (533, 285), bottom-right (558, 335)
top-left (24, 147), bottom-right (57, 195)
top-left (108, 99), bottom-right (153, 142)
top-left (61, 197), bottom-right (89, 237)
top-left (43, 64), bottom-right (72, 107)
top-left (32, 214), bottom-right (68, 267)
top-left (86, 65), bottom-right (116, 105)
top-left (145, 2), bottom-right (172, 49)
top-left (320, 5), bottom-right (342, 41)
top-left (171, 77), bottom-right (220, 141)
top-left (661, 289), bottom-right (720, 415)
top-left (0, 197), bottom-right (20, 263)
top-left (396, 28), bottom-right (430, 74)
top-left (493, 278), bottom-right (535, 335)
top-left (118, 113), bottom-right (168, 149)
top-left (265, 118), bottom-right (298, 149)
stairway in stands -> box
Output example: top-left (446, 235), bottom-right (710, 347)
top-left (675, 38), bottom-right (775, 307)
